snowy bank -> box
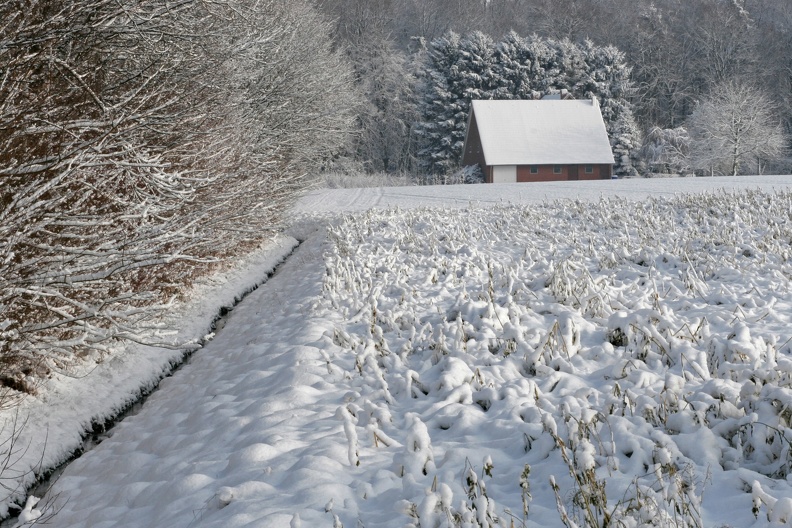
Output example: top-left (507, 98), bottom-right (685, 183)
top-left (0, 235), bottom-right (299, 520)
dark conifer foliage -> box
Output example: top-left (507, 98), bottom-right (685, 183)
top-left (415, 32), bottom-right (640, 177)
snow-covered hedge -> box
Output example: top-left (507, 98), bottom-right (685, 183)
top-left (0, 0), bottom-right (356, 392)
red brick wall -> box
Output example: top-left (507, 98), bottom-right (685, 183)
top-left (514, 164), bottom-right (611, 182)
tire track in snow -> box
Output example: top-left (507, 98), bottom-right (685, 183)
top-left (293, 175), bottom-right (792, 215)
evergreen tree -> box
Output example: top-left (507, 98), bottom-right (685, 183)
top-left (578, 41), bottom-right (643, 177)
top-left (544, 38), bottom-right (588, 93)
top-left (416, 31), bottom-right (497, 176)
top-left (416, 31), bottom-right (641, 178)
top-left (494, 32), bottom-right (545, 100)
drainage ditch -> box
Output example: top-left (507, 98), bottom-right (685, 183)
top-left (1, 240), bottom-right (303, 526)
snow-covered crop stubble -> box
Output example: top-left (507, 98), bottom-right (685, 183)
top-left (321, 191), bottom-right (792, 527)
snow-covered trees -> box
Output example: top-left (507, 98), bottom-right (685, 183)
top-left (312, 0), bottom-right (792, 178)
top-left (0, 0), bottom-right (356, 387)
top-left (578, 41), bottom-right (643, 177)
top-left (321, 0), bottom-right (418, 174)
top-left (641, 127), bottom-right (691, 175)
top-left (349, 38), bottom-right (418, 174)
top-left (685, 82), bottom-right (787, 176)
top-left (310, 0), bottom-right (792, 179)
top-left (415, 32), bottom-right (640, 177)
top-left (415, 31), bottom-right (498, 176)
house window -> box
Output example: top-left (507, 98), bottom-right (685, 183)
top-left (585, 165), bottom-right (594, 173)
top-left (553, 165), bottom-right (562, 174)
top-left (530, 165), bottom-right (539, 174)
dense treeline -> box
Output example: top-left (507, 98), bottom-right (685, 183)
top-left (318, 0), bottom-right (792, 177)
top-left (0, 0), bottom-right (357, 390)
top-left (414, 32), bottom-right (641, 178)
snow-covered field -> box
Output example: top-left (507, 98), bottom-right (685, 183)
top-left (295, 175), bottom-right (792, 213)
top-left (6, 176), bottom-right (792, 527)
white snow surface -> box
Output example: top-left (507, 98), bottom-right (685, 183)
top-left (468, 99), bottom-right (615, 165)
top-left (294, 174), bottom-right (792, 213)
top-left (5, 175), bottom-right (792, 527)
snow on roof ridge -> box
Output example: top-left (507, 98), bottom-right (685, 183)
top-left (470, 98), bottom-right (615, 166)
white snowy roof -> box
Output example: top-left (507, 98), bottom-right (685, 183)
top-left (469, 99), bottom-right (615, 165)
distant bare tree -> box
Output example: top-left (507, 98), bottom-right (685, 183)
top-left (316, 0), bottom-right (417, 173)
top-left (684, 0), bottom-right (758, 88)
top-left (641, 127), bottom-right (691, 175)
top-left (626, 3), bottom-right (697, 129)
top-left (351, 38), bottom-right (419, 173)
top-left (685, 82), bottom-right (787, 176)
top-left (525, 0), bottom-right (594, 41)
top-left (393, 0), bottom-right (487, 43)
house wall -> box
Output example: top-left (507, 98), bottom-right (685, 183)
top-left (511, 164), bottom-right (612, 182)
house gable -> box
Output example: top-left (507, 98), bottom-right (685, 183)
top-left (462, 99), bottom-right (615, 182)
top-left (461, 111), bottom-right (485, 170)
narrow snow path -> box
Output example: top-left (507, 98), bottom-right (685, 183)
top-left (41, 229), bottom-right (350, 527)
top-left (0, 236), bottom-right (300, 523)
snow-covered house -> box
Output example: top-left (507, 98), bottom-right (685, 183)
top-left (462, 99), bottom-right (615, 183)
